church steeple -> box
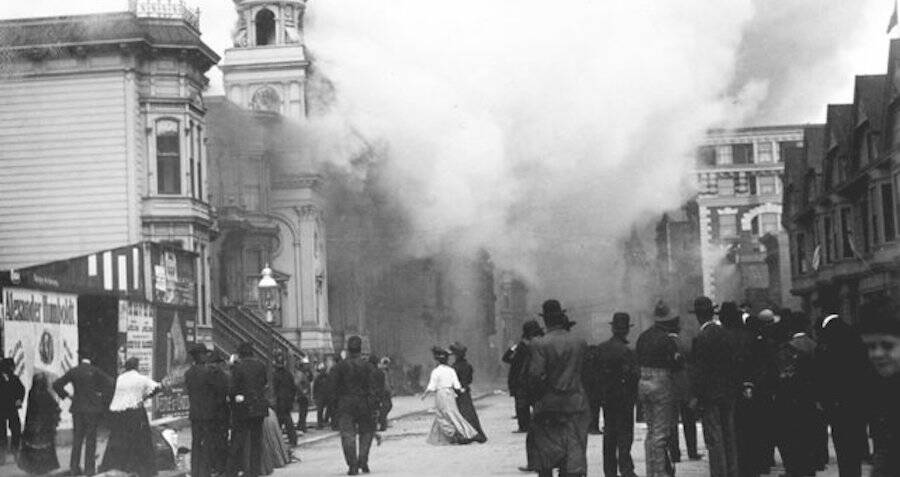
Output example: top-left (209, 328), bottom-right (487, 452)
top-left (231, 0), bottom-right (307, 48)
top-left (222, 0), bottom-right (309, 119)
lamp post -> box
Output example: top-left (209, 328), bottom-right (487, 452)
top-left (258, 264), bottom-right (278, 324)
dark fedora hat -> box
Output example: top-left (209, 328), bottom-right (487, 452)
top-left (610, 312), bottom-right (633, 331)
top-left (539, 299), bottom-right (566, 317)
top-left (690, 296), bottom-right (716, 314)
top-left (652, 300), bottom-right (672, 322)
top-left (539, 299), bottom-right (577, 328)
top-left (448, 341), bottom-right (468, 356)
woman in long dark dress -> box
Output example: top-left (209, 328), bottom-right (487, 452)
top-left (17, 373), bottom-right (60, 475)
top-left (100, 357), bottom-right (161, 477)
top-left (449, 342), bottom-right (487, 443)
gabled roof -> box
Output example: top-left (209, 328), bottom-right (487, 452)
top-left (853, 75), bottom-right (886, 133)
top-left (0, 12), bottom-right (219, 65)
top-left (803, 124), bottom-right (827, 174)
top-left (825, 104), bottom-right (854, 155)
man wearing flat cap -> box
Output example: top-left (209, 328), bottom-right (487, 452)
top-left (595, 312), bottom-right (639, 477)
top-left (526, 299), bottom-right (589, 477)
top-left (185, 343), bottom-right (227, 477)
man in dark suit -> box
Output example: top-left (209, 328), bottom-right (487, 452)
top-left (273, 355), bottom-right (298, 446)
top-left (332, 336), bottom-right (377, 476)
top-left (225, 342), bottom-right (268, 477)
top-left (0, 357), bottom-right (24, 464)
top-left (596, 312), bottom-right (639, 477)
top-left (527, 299), bottom-right (590, 477)
top-left (689, 297), bottom-right (739, 477)
top-left (816, 314), bottom-right (873, 477)
top-left (53, 349), bottom-right (115, 476)
top-left (184, 344), bottom-right (228, 477)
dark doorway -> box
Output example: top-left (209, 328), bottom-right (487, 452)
top-left (77, 295), bottom-right (119, 378)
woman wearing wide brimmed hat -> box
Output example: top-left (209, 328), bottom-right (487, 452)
top-left (449, 342), bottom-right (487, 443)
top-left (421, 346), bottom-right (480, 445)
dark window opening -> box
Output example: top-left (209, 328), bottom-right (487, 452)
top-left (824, 216), bottom-right (833, 263)
top-left (797, 232), bottom-right (806, 274)
top-left (861, 198), bottom-right (870, 253)
top-left (841, 207), bottom-right (853, 259)
top-left (156, 119), bottom-right (181, 195)
top-left (732, 143), bottom-right (754, 165)
top-left (881, 182), bottom-right (895, 241)
top-left (256, 9), bottom-right (276, 46)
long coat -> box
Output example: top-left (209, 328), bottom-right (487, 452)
top-left (230, 357), bottom-right (269, 420)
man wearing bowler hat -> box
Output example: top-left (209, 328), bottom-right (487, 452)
top-left (184, 343), bottom-right (227, 477)
top-left (526, 299), bottom-right (589, 477)
top-left (595, 312), bottom-right (639, 477)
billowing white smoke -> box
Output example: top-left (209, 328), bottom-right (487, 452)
top-left (303, 0), bottom-right (763, 307)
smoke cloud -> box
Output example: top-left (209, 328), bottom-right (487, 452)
top-left (303, 0), bottom-right (760, 313)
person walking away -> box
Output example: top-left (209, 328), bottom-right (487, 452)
top-left (450, 342), bottom-right (488, 443)
top-left (313, 363), bottom-right (331, 429)
top-left (720, 302), bottom-right (761, 477)
top-left (815, 313), bottom-right (873, 477)
top-left (773, 313), bottom-right (818, 477)
top-left (53, 349), bottom-right (115, 476)
top-left (208, 354), bottom-right (232, 474)
top-left (690, 297), bottom-right (740, 477)
top-left (636, 301), bottom-right (682, 477)
top-left (17, 372), bottom-right (60, 475)
top-left (184, 344), bottom-right (228, 477)
top-left (582, 343), bottom-right (604, 435)
top-left (857, 299), bottom-right (900, 477)
top-left (294, 359), bottom-right (311, 434)
top-left (422, 346), bottom-right (479, 446)
top-left (375, 357), bottom-right (393, 431)
top-left (667, 316), bottom-right (702, 463)
top-left (272, 356), bottom-right (298, 447)
top-left (225, 342), bottom-right (268, 477)
top-left (0, 358), bottom-right (24, 465)
top-left (100, 357), bottom-right (162, 477)
top-left (333, 336), bottom-right (378, 475)
top-left (596, 312), bottom-right (639, 477)
top-left (502, 320), bottom-right (544, 434)
top-left (526, 299), bottom-right (590, 477)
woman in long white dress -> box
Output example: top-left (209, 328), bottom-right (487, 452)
top-left (421, 347), bottom-right (480, 445)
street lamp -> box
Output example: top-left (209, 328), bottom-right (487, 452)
top-left (258, 264), bottom-right (278, 324)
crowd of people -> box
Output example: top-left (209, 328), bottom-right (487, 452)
top-left (503, 297), bottom-right (900, 477)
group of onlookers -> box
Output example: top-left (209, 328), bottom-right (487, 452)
top-left (504, 296), bottom-right (900, 477)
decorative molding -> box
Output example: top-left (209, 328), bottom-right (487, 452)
top-left (272, 173), bottom-right (322, 190)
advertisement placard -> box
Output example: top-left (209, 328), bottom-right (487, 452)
top-left (1, 287), bottom-right (78, 428)
top-left (118, 300), bottom-right (155, 376)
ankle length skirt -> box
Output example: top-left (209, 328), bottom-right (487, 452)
top-left (426, 388), bottom-right (480, 445)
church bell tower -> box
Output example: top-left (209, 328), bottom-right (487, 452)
top-left (221, 0), bottom-right (333, 353)
top-left (223, 0), bottom-right (309, 119)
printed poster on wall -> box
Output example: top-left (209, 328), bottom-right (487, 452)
top-left (2, 287), bottom-right (78, 429)
top-left (118, 300), bottom-right (154, 376)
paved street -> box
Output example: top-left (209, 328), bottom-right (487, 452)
top-left (283, 393), bottom-right (855, 477)
top-left (0, 391), bottom-right (863, 477)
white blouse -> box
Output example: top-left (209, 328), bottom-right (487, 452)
top-left (425, 364), bottom-right (462, 392)
top-left (108, 370), bottom-right (160, 412)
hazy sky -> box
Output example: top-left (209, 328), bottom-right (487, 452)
top-left (0, 0), bottom-right (894, 124)
top-left (3, 0), bottom-right (898, 311)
